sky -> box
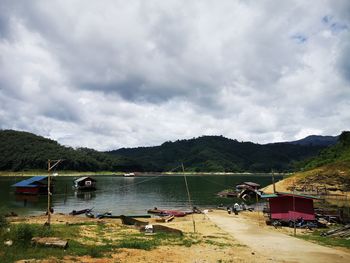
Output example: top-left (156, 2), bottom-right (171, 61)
top-left (0, 0), bottom-right (349, 151)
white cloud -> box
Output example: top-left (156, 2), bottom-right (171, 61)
top-left (0, 0), bottom-right (349, 150)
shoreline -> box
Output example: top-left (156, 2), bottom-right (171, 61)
top-left (3, 210), bottom-right (349, 262)
top-left (0, 170), bottom-right (288, 177)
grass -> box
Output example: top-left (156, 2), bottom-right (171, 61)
top-left (296, 228), bottom-right (350, 249)
top-left (0, 221), bottom-right (204, 262)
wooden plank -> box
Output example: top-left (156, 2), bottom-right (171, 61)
top-left (31, 237), bottom-right (68, 249)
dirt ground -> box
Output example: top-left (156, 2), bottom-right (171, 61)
top-left (11, 210), bottom-right (350, 263)
top-left (12, 212), bottom-right (261, 263)
top-left (208, 210), bottom-right (350, 263)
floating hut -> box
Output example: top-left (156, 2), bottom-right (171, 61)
top-left (73, 176), bottom-right (96, 191)
top-left (12, 176), bottom-right (50, 195)
top-left (262, 192), bottom-right (317, 224)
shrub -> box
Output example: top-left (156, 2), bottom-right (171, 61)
top-left (11, 224), bottom-right (35, 245)
top-left (0, 214), bottom-right (9, 230)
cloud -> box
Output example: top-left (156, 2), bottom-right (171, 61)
top-left (0, 0), bottom-right (349, 150)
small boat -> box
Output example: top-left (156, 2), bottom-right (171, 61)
top-left (124, 172), bottom-right (135, 177)
top-left (147, 208), bottom-right (189, 217)
top-left (95, 213), bottom-right (151, 219)
top-left (155, 215), bottom-right (174, 223)
top-left (85, 211), bottom-right (94, 218)
top-left (69, 208), bottom-right (93, 216)
top-left (120, 215), bottom-right (148, 226)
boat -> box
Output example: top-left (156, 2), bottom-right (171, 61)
top-left (120, 215), bottom-right (148, 226)
top-left (69, 208), bottom-right (93, 216)
top-left (95, 213), bottom-right (151, 219)
top-left (147, 208), bottom-right (190, 217)
top-left (123, 172), bottom-right (135, 177)
top-left (73, 177), bottom-right (97, 191)
top-left (155, 215), bottom-right (175, 223)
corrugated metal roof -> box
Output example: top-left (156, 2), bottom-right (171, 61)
top-left (261, 193), bottom-right (278, 198)
top-left (74, 176), bottom-right (96, 183)
top-left (12, 176), bottom-right (48, 187)
top-left (261, 192), bottom-right (319, 199)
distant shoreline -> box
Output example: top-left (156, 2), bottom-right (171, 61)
top-left (0, 170), bottom-right (288, 177)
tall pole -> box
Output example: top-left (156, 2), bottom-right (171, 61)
top-left (47, 160), bottom-right (51, 226)
top-left (293, 182), bottom-right (296, 236)
top-left (47, 159), bottom-right (63, 226)
top-left (272, 170), bottom-right (276, 193)
top-left (182, 163), bottom-right (196, 233)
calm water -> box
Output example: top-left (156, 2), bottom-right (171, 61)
top-left (0, 174), bottom-right (281, 216)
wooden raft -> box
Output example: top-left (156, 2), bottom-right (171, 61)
top-left (31, 237), bottom-right (68, 249)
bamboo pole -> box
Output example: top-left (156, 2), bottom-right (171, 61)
top-left (47, 160), bottom-right (51, 226)
top-left (182, 163), bottom-right (196, 233)
top-left (47, 159), bottom-right (63, 226)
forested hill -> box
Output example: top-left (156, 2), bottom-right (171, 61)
top-left (108, 135), bottom-right (329, 172)
top-left (0, 129), bottom-right (336, 173)
top-left (264, 131), bottom-right (350, 193)
top-left (298, 131), bottom-right (350, 170)
top-left (0, 130), bottom-right (140, 172)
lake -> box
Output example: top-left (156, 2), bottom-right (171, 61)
top-left (0, 174), bottom-right (281, 216)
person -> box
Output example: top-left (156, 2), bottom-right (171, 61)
top-left (227, 207), bottom-right (231, 214)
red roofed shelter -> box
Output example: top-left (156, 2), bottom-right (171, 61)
top-left (262, 192), bottom-right (317, 222)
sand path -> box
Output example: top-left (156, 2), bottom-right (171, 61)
top-left (208, 210), bottom-right (350, 263)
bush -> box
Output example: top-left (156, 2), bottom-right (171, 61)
top-left (11, 224), bottom-right (36, 245)
top-left (0, 214), bottom-right (9, 230)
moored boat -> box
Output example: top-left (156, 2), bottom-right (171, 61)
top-left (147, 208), bottom-right (190, 217)
top-left (123, 172), bottom-right (135, 177)
top-left (69, 208), bottom-right (93, 216)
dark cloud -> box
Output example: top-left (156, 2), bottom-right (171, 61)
top-left (0, 0), bottom-right (349, 150)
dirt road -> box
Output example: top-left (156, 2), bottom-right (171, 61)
top-left (208, 210), bottom-right (350, 263)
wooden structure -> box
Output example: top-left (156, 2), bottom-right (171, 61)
top-left (31, 237), bottom-right (68, 249)
top-left (12, 176), bottom-right (51, 195)
top-left (262, 192), bottom-right (317, 222)
top-left (73, 176), bottom-right (97, 191)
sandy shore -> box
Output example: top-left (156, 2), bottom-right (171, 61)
top-left (8, 210), bottom-right (350, 263)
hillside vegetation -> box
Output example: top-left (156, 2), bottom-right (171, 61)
top-left (0, 129), bottom-right (332, 173)
top-left (108, 135), bottom-right (327, 172)
top-left (0, 130), bottom-right (139, 172)
top-left (264, 131), bottom-right (350, 193)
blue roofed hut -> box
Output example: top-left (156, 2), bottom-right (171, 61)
top-left (12, 176), bottom-right (51, 195)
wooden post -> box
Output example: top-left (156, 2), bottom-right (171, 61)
top-left (182, 163), bottom-right (196, 233)
top-left (272, 170), bottom-right (276, 193)
top-left (293, 182), bottom-right (296, 236)
top-left (46, 159), bottom-right (63, 226)
top-left (47, 160), bottom-right (51, 226)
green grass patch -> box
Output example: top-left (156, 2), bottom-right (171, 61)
top-left (205, 239), bottom-right (230, 247)
top-left (296, 229), bottom-right (350, 249)
top-left (0, 222), bottom-right (205, 262)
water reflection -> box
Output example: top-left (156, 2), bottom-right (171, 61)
top-left (74, 191), bottom-right (96, 200)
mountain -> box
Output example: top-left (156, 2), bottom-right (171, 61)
top-left (108, 135), bottom-right (328, 173)
top-left (0, 130), bottom-right (139, 172)
top-left (263, 131), bottom-right (350, 193)
top-left (287, 135), bottom-right (338, 146)
top-left (0, 129), bottom-right (338, 173)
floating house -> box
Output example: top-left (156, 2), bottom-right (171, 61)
top-left (73, 176), bottom-right (97, 191)
top-left (262, 192), bottom-right (317, 223)
top-left (12, 176), bottom-right (50, 195)
top-left (236, 182), bottom-right (261, 191)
